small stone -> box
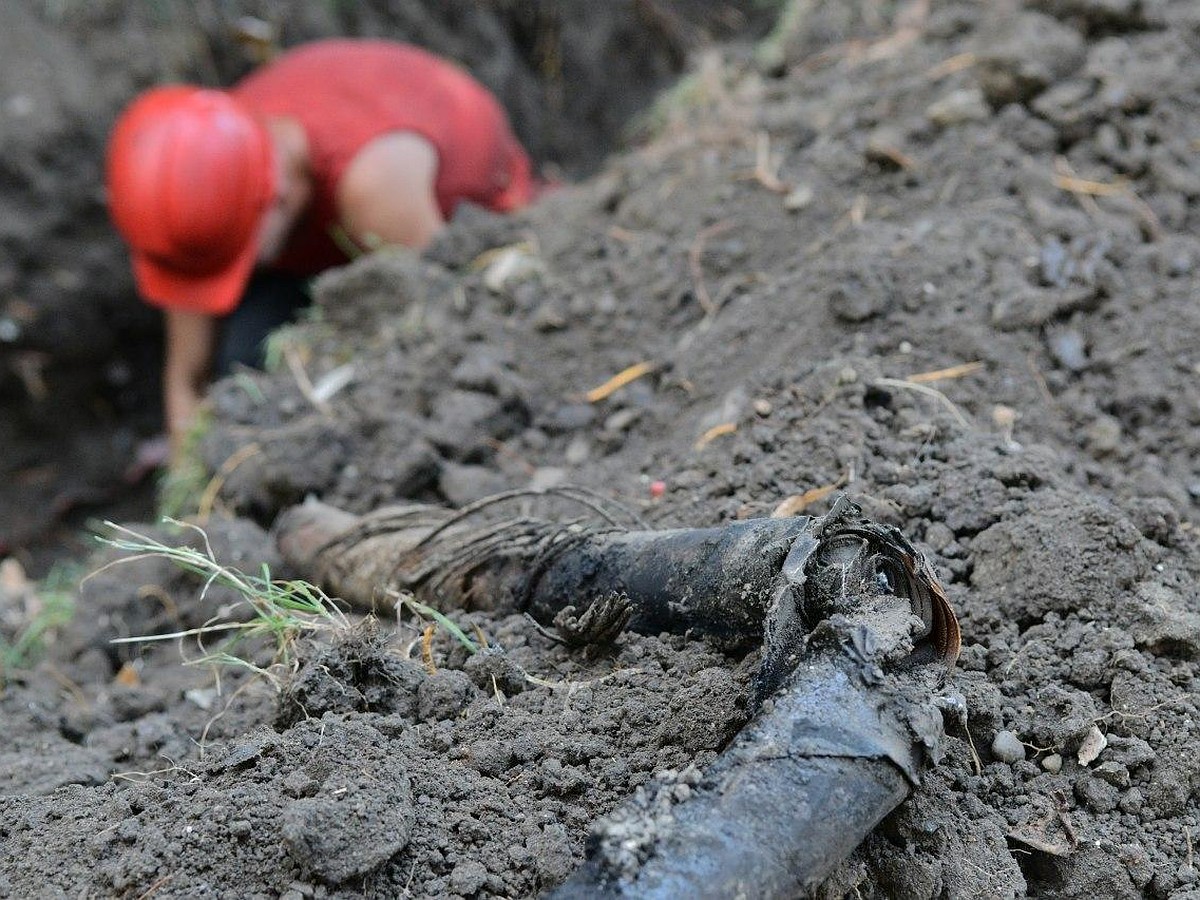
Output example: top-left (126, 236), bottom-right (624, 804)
top-left (564, 435), bottom-right (590, 465)
top-left (604, 408), bottom-right (641, 433)
top-left (783, 184), bottom-right (814, 211)
top-left (753, 399), bottom-right (773, 416)
top-left (184, 688), bottom-right (217, 710)
top-left (1077, 725), bottom-right (1108, 766)
top-left (528, 467), bottom-right (566, 491)
top-left (483, 246), bottom-right (541, 293)
top-left (988, 408), bottom-right (1017, 444)
top-left (1047, 328), bottom-right (1088, 372)
top-left (926, 87), bottom-right (990, 126)
top-left (992, 405), bottom-right (1017, 430)
top-left (1042, 753), bottom-right (1063, 774)
top-left (864, 127), bottom-right (913, 169)
top-left (1085, 415), bottom-right (1122, 455)
top-left (992, 730), bottom-right (1025, 763)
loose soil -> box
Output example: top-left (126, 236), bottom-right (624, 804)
top-left (5, 0), bottom-right (1200, 897)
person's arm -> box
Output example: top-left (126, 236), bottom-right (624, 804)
top-left (162, 308), bottom-right (217, 455)
top-left (337, 131), bottom-right (445, 251)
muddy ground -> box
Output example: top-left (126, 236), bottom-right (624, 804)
top-left (5, 0), bottom-right (1200, 897)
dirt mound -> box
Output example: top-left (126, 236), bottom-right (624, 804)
top-left (5, 0), bottom-right (1200, 896)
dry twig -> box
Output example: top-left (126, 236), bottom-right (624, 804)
top-left (197, 443), bottom-right (261, 523)
top-left (771, 472), bottom-right (850, 518)
top-left (1053, 157), bottom-right (1162, 240)
top-left (905, 361), bottom-right (985, 384)
top-left (284, 345), bottom-right (333, 417)
top-left (748, 131), bottom-right (790, 193)
top-left (584, 361), bottom-right (657, 403)
top-left (925, 51), bottom-right (976, 79)
top-left (695, 422), bottom-right (738, 450)
top-left (420, 623), bottom-right (437, 675)
top-left (874, 377), bottom-right (972, 429)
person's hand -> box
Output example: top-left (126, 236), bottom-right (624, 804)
top-left (162, 308), bottom-right (217, 461)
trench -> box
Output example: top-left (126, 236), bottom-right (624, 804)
top-left (0, 0), bottom-right (772, 575)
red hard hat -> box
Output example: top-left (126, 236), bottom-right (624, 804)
top-left (106, 86), bottom-right (275, 316)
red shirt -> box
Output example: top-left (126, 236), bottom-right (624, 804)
top-left (232, 40), bottom-right (534, 275)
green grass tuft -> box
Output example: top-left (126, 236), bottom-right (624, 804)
top-left (96, 519), bottom-right (348, 685)
top-left (156, 407), bottom-right (214, 521)
top-left (0, 560), bottom-right (79, 684)
top-left (261, 300), bottom-right (324, 375)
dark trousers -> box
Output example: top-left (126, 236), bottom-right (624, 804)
top-left (214, 271), bottom-right (310, 377)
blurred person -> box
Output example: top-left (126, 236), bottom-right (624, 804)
top-left (106, 39), bottom-right (536, 458)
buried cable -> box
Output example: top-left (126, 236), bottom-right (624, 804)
top-left (275, 489), bottom-right (960, 894)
